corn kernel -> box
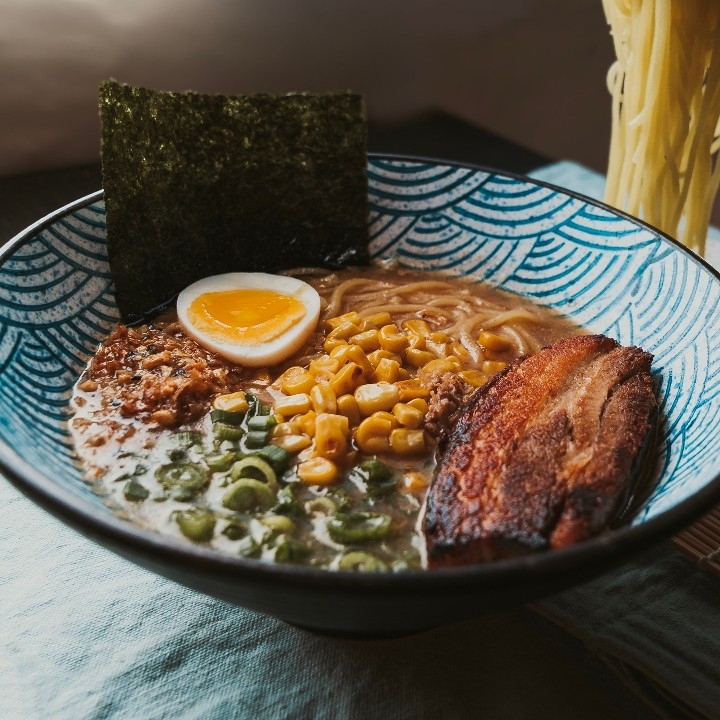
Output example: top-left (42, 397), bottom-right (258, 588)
top-left (336, 394), bottom-right (361, 426)
top-left (349, 329), bottom-right (381, 352)
top-left (325, 311), bottom-right (360, 330)
top-left (213, 392), bottom-right (249, 413)
top-left (272, 422), bottom-right (295, 437)
top-left (390, 429), bottom-right (426, 455)
top-left (272, 434), bottom-right (313, 453)
top-left (373, 357), bottom-right (402, 383)
top-left (367, 349), bottom-right (402, 368)
top-left (354, 382), bottom-right (400, 416)
top-left (482, 360), bottom-right (509, 375)
top-left (356, 435), bottom-right (390, 455)
top-left (327, 320), bottom-right (361, 340)
top-left (273, 393), bottom-right (311, 416)
top-left (402, 471), bottom-right (429, 492)
top-left (450, 342), bottom-right (473, 365)
top-left (330, 362), bottom-right (365, 397)
top-left (358, 312), bottom-right (392, 330)
top-left (392, 402), bottom-right (425, 429)
top-left (373, 410), bottom-right (398, 426)
top-left (315, 413), bottom-right (350, 460)
top-left (405, 348), bottom-right (436, 368)
top-left (421, 357), bottom-right (461, 375)
top-left (425, 337), bottom-right (449, 357)
top-left (297, 457), bottom-right (339, 486)
top-left (478, 331), bottom-right (514, 352)
top-left (378, 325), bottom-right (409, 353)
top-left (403, 319), bottom-right (431, 337)
top-left (309, 356), bottom-right (341, 378)
top-left (296, 409), bottom-right (318, 437)
top-left (407, 397), bottom-right (429, 413)
top-left (323, 336), bottom-right (348, 353)
top-left (406, 333), bottom-right (427, 351)
top-left (310, 385), bottom-right (337, 414)
top-left (429, 331), bottom-right (451, 343)
top-left (277, 366), bottom-right (316, 396)
top-left (459, 370), bottom-right (489, 387)
top-left (331, 344), bottom-right (375, 379)
top-left (355, 413), bottom-right (394, 454)
top-left (396, 379), bottom-right (430, 401)
top-left (330, 344), bottom-right (351, 360)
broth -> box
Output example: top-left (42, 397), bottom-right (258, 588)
top-left (70, 266), bottom-right (582, 571)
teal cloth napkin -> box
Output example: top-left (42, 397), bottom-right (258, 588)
top-left (3, 162), bottom-right (720, 720)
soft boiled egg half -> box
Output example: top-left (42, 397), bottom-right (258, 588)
top-left (177, 272), bottom-right (321, 367)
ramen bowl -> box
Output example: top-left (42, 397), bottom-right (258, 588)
top-left (3, 156), bottom-right (720, 636)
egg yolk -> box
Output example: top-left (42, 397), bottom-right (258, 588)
top-left (187, 289), bottom-right (307, 345)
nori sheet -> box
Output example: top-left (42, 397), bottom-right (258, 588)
top-left (99, 81), bottom-right (369, 320)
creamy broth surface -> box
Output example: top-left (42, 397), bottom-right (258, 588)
top-left (70, 266), bottom-right (583, 571)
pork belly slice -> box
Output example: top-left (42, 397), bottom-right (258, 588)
top-left (424, 335), bottom-right (657, 567)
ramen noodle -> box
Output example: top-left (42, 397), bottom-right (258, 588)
top-left (603, 0), bottom-right (720, 255)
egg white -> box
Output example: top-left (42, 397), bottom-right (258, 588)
top-left (177, 272), bottom-right (321, 367)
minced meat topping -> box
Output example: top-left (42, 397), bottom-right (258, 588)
top-left (82, 323), bottom-right (247, 427)
top-left (424, 371), bottom-right (473, 447)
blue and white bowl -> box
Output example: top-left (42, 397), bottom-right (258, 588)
top-left (2, 156), bottom-right (720, 635)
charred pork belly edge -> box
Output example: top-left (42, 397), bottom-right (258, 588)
top-left (424, 335), bottom-right (657, 567)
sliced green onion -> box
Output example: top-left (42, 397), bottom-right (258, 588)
top-left (358, 457), bottom-right (392, 481)
top-left (175, 507), bottom-right (215, 542)
top-left (214, 423), bottom-right (245, 441)
top-left (236, 535), bottom-right (261, 558)
top-left (270, 535), bottom-right (309, 563)
top-left (167, 448), bottom-right (188, 462)
top-left (338, 551), bottom-right (388, 572)
top-left (210, 408), bottom-right (245, 425)
top-left (222, 520), bottom-right (248, 541)
top-left (123, 478), bottom-right (149, 502)
top-left (254, 444), bottom-right (292, 474)
top-left (327, 512), bottom-right (392, 544)
top-left (249, 398), bottom-right (272, 416)
top-left (261, 514), bottom-right (296, 535)
top-left (222, 478), bottom-right (275, 511)
top-left (326, 487), bottom-right (352, 512)
top-left (230, 456), bottom-right (277, 488)
top-left (243, 430), bottom-right (271, 448)
top-left (247, 415), bottom-right (277, 431)
top-left (155, 462), bottom-right (208, 500)
top-left (349, 457), bottom-right (396, 496)
top-left (217, 439), bottom-right (241, 453)
top-left (205, 451), bottom-right (237, 473)
top-left (305, 497), bottom-right (337, 515)
top-left (273, 486), bottom-right (307, 518)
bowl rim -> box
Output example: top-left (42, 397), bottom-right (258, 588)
top-left (3, 152), bottom-right (720, 592)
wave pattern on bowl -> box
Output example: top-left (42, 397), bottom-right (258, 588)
top-left (1, 159), bottom-right (719, 524)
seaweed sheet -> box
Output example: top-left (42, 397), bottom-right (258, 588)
top-left (100, 81), bottom-right (368, 320)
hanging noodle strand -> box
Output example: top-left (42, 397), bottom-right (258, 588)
top-left (603, 0), bottom-right (720, 256)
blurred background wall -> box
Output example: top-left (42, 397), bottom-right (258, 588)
top-left (0, 0), bottom-right (614, 178)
